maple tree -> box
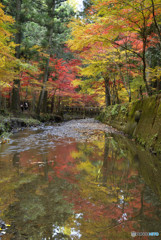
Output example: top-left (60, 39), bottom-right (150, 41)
top-left (0, 0), bottom-right (86, 113)
top-left (0, 3), bottom-right (17, 109)
top-left (41, 56), bottom-right (81, 113)
top-left (67, 0), bottom-right (161, 105)
top-left (1, 1), bottom-right (161, 239)
top-left (1, 0), bottom-right (161, 112)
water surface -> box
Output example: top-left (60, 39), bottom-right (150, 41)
top-left (0, 119), bottom-right (161, 240)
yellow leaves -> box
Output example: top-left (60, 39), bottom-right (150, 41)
top-left (0, 56), bottom-right (5, 68)
top-left (118, 87), bottom-right (129, 102)
top-left (72, 79), bottom-right (82, 87)
top-left (68, 19), bottom-right (104, 52)
top-left (77, 160), bottom-right (102, 178)
top-left (148, 66), bottom-right (161, 81)
top-left (67, 0), bottom-right (79, 11)
top-left (71, 150), bottom-right (83, 159)
top-left (0, 4), bottom-right (17, 87)
top-left (0, 80), bottom-right (11, 88)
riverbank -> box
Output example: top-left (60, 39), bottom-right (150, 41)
top-left (0, 112), bottom-right (66, 140)
top-left (0, 114), bottom-right (41, 141)
top-left (98, 94), bottom-right (161, 156)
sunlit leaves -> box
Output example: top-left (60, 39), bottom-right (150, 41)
top-left (67, 0), bottom-right (161, 103)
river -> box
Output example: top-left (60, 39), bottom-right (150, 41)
top-left (0, 119), bottom-right (161, 240)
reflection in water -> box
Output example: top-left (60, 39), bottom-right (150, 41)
top-left (0, 123), bottom-right (161, 239)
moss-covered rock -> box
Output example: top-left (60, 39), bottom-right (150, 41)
top-left (98, 94), bottom-right (161, 155)
top-left (0, 115), bottom-right (41, 139)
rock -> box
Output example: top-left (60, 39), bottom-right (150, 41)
top-left (54, 115), bottom-right (63, 122)
top-left (134, 110), bottom-right (142, 123)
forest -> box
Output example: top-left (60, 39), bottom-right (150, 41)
top-left (0, 1), bottom-right (161, 238)
top-left (0, 0), bottom-right (160, 115)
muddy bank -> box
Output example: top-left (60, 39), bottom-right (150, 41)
top-left (0, 112), bottom-right (65, 138)
top-left (98, 94), bottom-right (161, 155)
top-left (0, 115), bottom-right (41, 138)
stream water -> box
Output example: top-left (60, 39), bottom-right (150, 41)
top-left (0, 119), bottom-right (161, 240)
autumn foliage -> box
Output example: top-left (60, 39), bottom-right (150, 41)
top-left (0, 3), bottom-right (16, 91)
top-left (0, 0), bottom-right (161, 112)
top-left (67, 0), bottom-right (161, 105)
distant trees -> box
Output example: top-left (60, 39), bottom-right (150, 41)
top-left (36, 0), bottom-right (74, 114)
top-left (1, 0), bottom-right (88, 114)
top-left (1, 0), bottom-right (161, 112)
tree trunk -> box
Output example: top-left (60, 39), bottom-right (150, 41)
top-left (11, 0), bottom-right (22, 112)
top-left (101, 137), bottom-right (109, 186)
top-left (51, 94), bottom-right (55, 113)
top-left (104, 75), bottom-right (111, 107)
top-left (42, 90), bottom-right (48, 113)
top-left (141, 5), bottom-right (152, 97)
top-left (0, 91), bottom-right (1, 109)
top-left (11, 79), bottom-right (20, 112)
top-left (151, 0), bottom-right (161, 45)
top-left (125, 48), bottom-right (132, 102)
top-left (32, 91), bottom-right (36, 112)
top-left (37, 0), bottom-right (55, 114)
top-left (142, 39), bottom-right (152, 96)
top-left (37, 58), bottom-right (50, 114)
top-left (113, 77), bottom-right (120, 104)
top-left (15, 0), bottom-right (22, 59)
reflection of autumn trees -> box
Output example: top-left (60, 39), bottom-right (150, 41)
top-left (65, 134), bottom-right (161, 239)
top-left (1, 133), bottom-right (161, 239)
top-left (5, 176), bottom-right (74, 239)
top-left (2, 150), bottom-right (75, 239)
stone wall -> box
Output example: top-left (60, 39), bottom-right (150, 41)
top-left (98, 94), bottom-right (161, 155)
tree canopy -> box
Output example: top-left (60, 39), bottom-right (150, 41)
top-left (0, 0), bottom-right (161, 112)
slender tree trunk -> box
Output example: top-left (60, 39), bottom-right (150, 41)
top-left (142, 38), bottom-right (151, 96)
top-left (151, 0), bottom-right (161, 45)
top-left (42, 90), bottom-right (48, 113)
top-left (4, 97), bottom-right (6, 110)
top-left (0, 91), bottom-right (1, 109)
top-left (37, 58), bottom-right (50, 114)
top-left (37, 0), bottom-right (55, 114)
top-left (11, 0), bottom-right (22, 112)
top-left (51, 91), bottom-right (56, 113)
top-left (51, 95), bottom-right (54, 113)
top-left (117, 51), bottom-right (131, 101)
top-left (15, 0), bottom-right (22, 59)
top-left (57, 95), bottom-right (61, 113)
top-left (11, 79), bottom-right (20, 112)
top-left (125, 48), bottom-right (132, 102)
top-left (101, 137), bottom-right (109, 186)
top-left (32, 90), bottom-right (36, 112)
top-left (104, 75), bottom-right (111, 107)
top-left (113, 76), bottom-right (120, 104)
top-left (140, 3), bottom-right (152, 97)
